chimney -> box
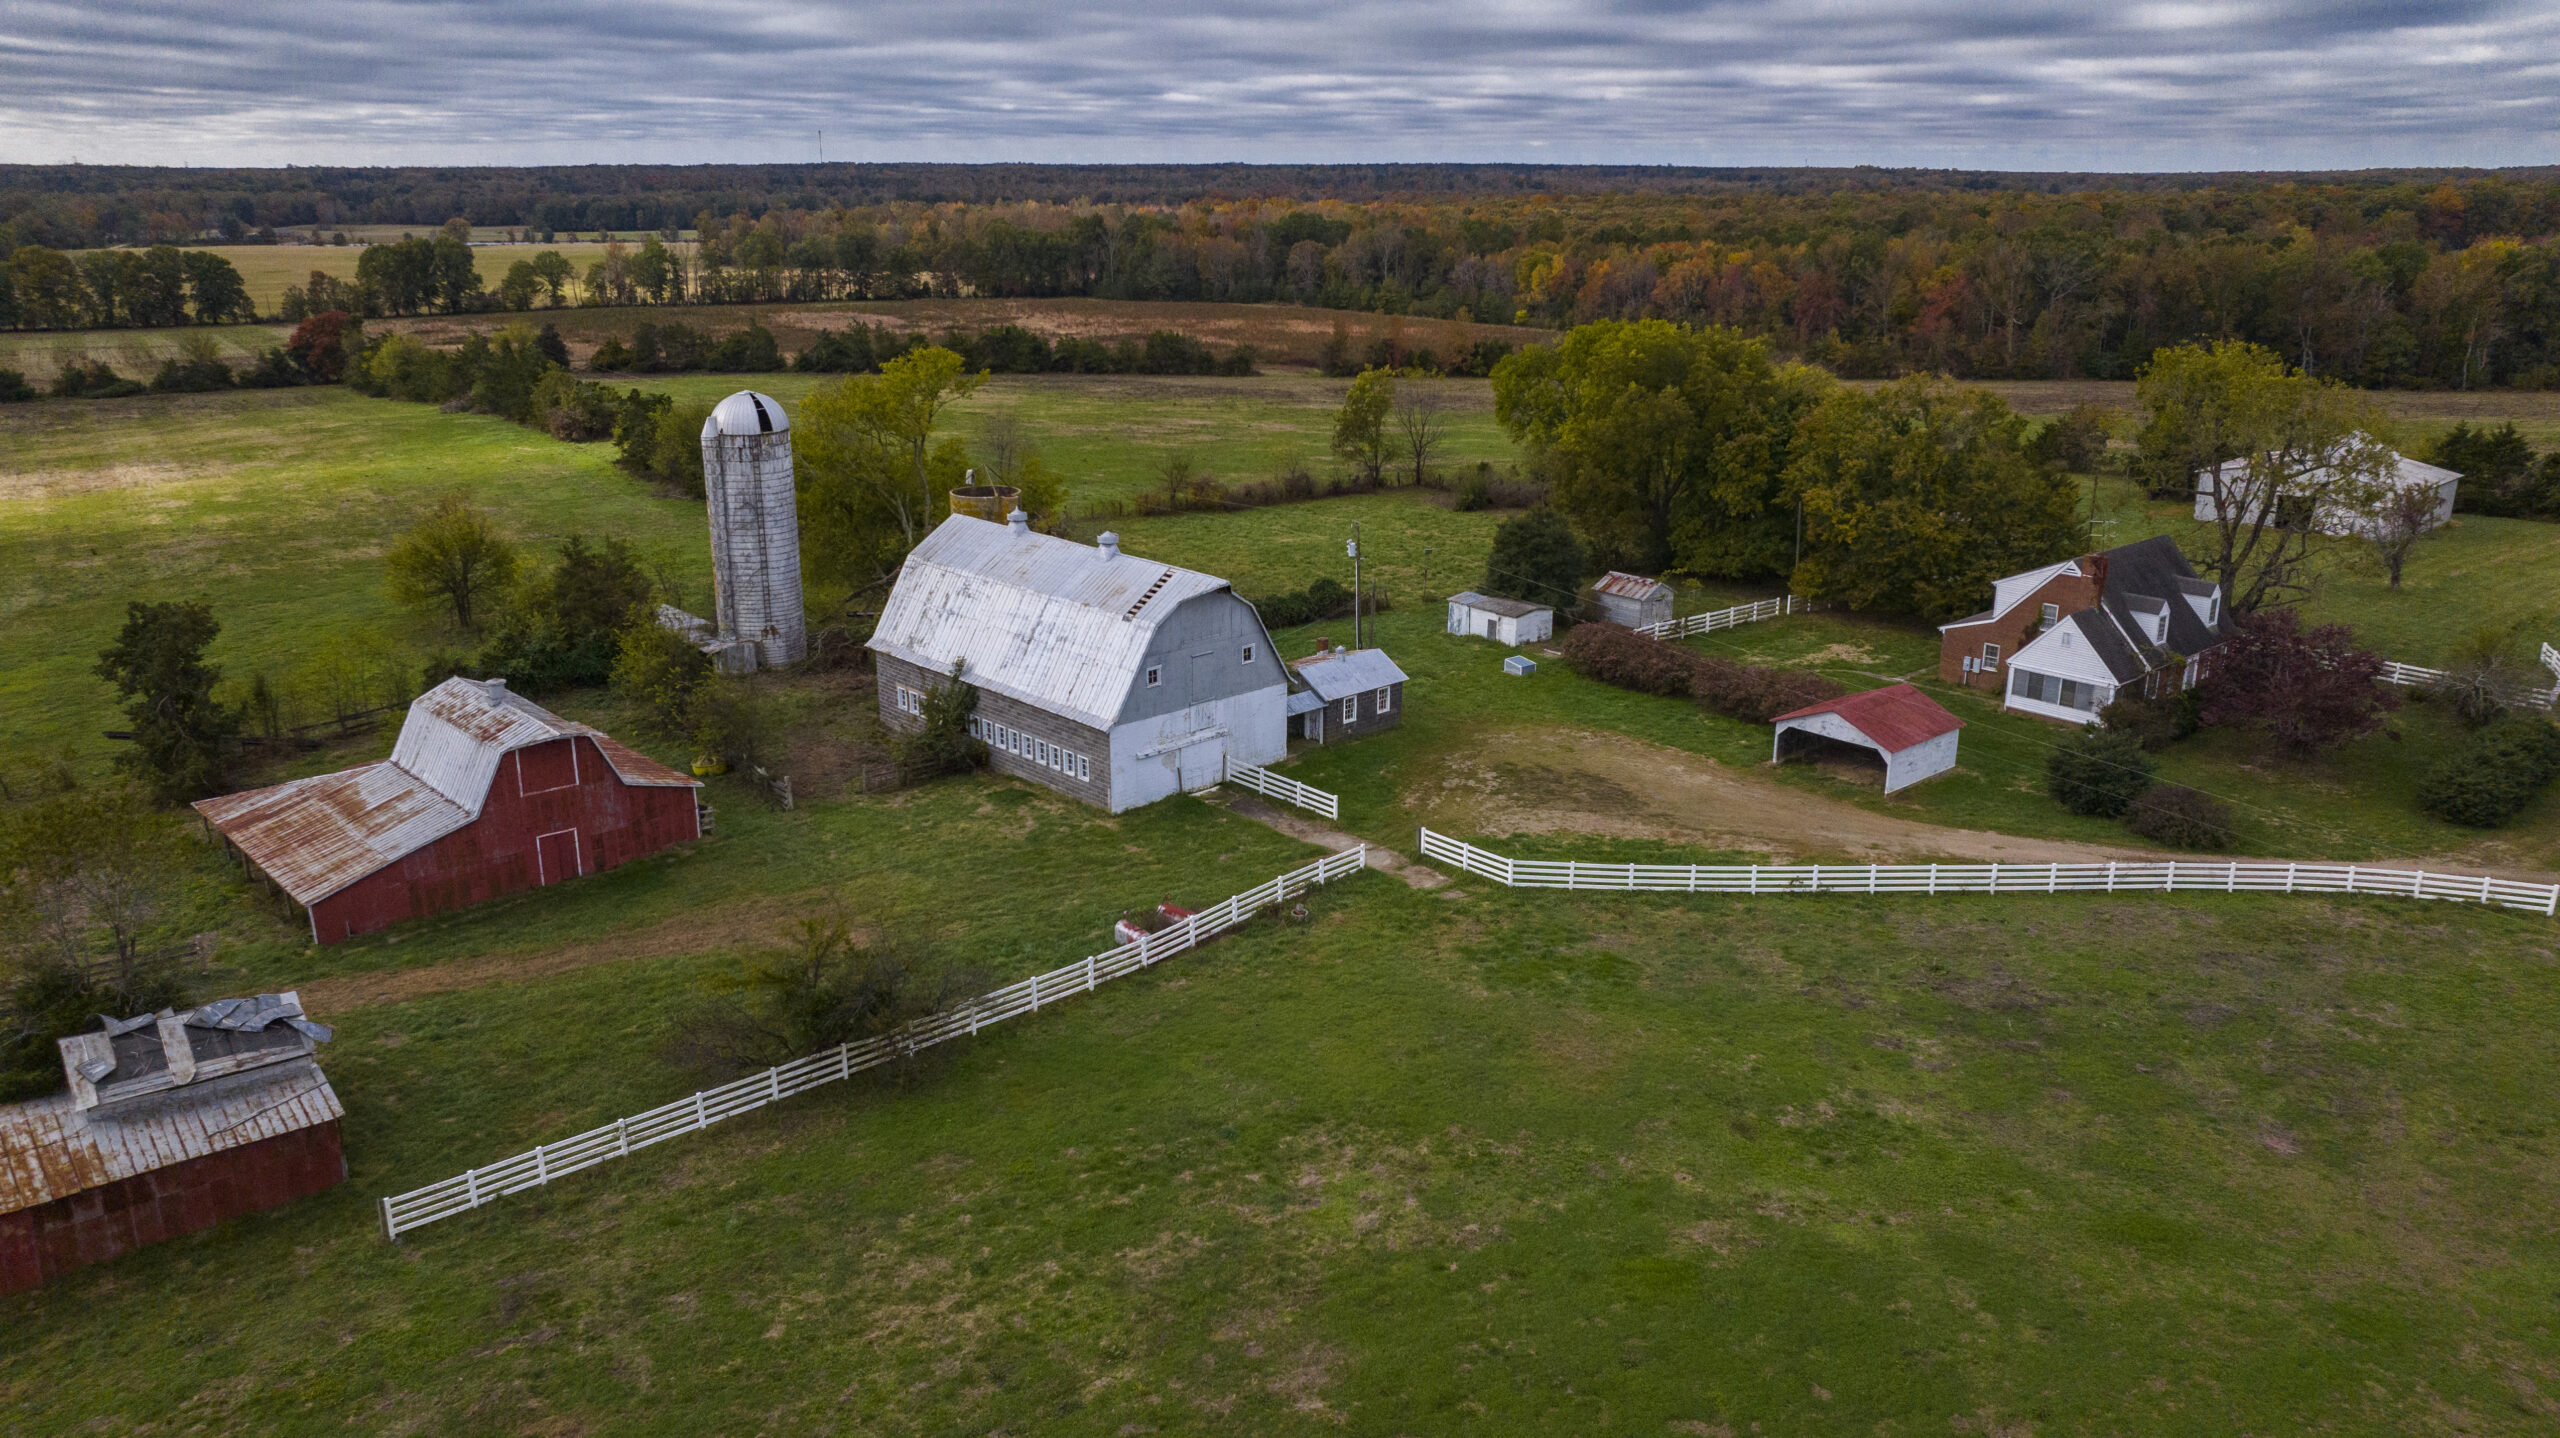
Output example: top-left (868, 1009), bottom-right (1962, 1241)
top-left (1097, 532), bottom-right (1121, 560)
top-left (1313, 636), bottom-right (1332, 656)
top-left (486, 677), bottom-right (508, 694)
top-left (1007, 508), bottom-right (1029, 536)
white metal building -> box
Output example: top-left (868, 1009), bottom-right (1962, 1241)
top-left (1771, 684), bottom-right (1964, 794)
top-left (1592, 572), bottom-right (1674, 628)
top-left (1447, 591), bottom-right (1554, 646)
top-left (869, 513), bottom-right (1290, 811)
top-left (2194, 446), bottom-right (2460, 538)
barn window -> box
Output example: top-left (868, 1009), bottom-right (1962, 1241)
top-left (1375, 686), bottom-right (1393, 712)
top-left (1075, 754), bottom-right (1091, 781)
top-left (1146, 666), bottom-right (1162, 687)
top-left (894, 684), bottom-right (925, 716)
top-left (1241, 644), bottom-right (1255, 664)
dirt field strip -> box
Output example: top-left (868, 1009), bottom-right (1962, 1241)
top-left (1211, 790), bottom-right (1449, 888)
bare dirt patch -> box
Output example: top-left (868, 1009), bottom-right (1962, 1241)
top-left (0, 461), bottom-right (236, 501)
top-left (1402, 725), bottom-right (2157, 864)
top-left (300, 888), bottom-right (836, 1013)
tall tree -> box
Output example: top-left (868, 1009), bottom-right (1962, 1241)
top-left (182, 252), bottom-right (255, 324)
top-left (1783, 376), bottom-right (2081, 620)
top-left (797, 346), bottom-right (984, 591)
top-left (1393, 382), bottom-right (1447, 487)
top-left (1481, 507), bottom-right (1587, 607)
top-left (1491, 319), bottom-right (1829, 577)
top-left (1331, 367), bottom-right (1398, 483)
top-left (2133, 340), bottom-right (2394, 613)
top-left (94, 600), bottom-right (241, 801)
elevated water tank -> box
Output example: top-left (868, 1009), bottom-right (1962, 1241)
top-left (700, 391), bottom-right (807, 670)
top-left (949, 478), bottom-right (1021, 523)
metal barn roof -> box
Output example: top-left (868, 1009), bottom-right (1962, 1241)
top-left (1290, 648), bottom-right (1410, 700)
top-left (1594, 571), bottom-right (1672, 601)
top-left (0, 1060), bottom-right (343, 1216)
top-left (868, 514), bottom-right (1240, 730)
top-left (704, 389), bottom-right (788, 436)
top-left (194, 679), bottom-right (696, 906)
top-left (1447, 591), bottom-right (1551, 619)
top-left (1772, 684), bottom-right (1964, 753)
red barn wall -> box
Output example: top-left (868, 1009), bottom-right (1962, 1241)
top-left (309, 735), bottom-right (698, 944)
top-left (0, 1121), bottom-right (345, 1296)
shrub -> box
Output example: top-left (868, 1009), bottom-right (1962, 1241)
top-left (1693, 657), bottom-right (1844, 724)
top-left (1560, 622), bottom-right (1697, 696)
top-left (896, 661), bottom-right (987, 774)
top-left (51, 359), bottom-right (143, 399)
top-left (2416, 715), bottom-right (2560, 828)
top-left (2124, 783), bottom-right (2234, 849)
top-left (2046, 726), bottom-right (2156, 817)
top-left (2097, 683), bottom-right (2200, 750)
top-left (1482, 506), bottom-right (1585, 608)
top-left (661, 918), bottom-right (986, 1081)
top-left (0, 367), bottom-right (33, 401)
top-left (2197, 609), bottom-right (2398, 757)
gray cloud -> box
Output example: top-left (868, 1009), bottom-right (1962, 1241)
top-left (1, 1), bottom-right (2553, 168)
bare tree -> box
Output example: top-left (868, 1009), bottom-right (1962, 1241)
top-left (2358, 481), bottom-right (2444, 590)
top-left (1393, 383), bottom-right (1447, 488)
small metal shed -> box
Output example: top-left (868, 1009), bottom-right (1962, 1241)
top-left (1770, 684), bottom-right (1963, 794)
top-left (1593, 572), bottom-right (1674, 628)
top-left (1503, 656), bottom-right (1537, 676)
top-left (1447, 591), bottom-right (1554, 646)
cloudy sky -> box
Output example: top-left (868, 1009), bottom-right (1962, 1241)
top-left (2, 1), bottom-right (2554, 171)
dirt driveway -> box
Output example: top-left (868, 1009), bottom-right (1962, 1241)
top-left (1399, 725), bottom-right (2160, 864)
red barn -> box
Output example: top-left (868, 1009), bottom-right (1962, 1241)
top-left (195, 677), bottom-right (702, 945)
top-left (2, 993), bottom-right (345, 1295)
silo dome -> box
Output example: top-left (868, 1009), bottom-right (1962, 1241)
top-left (704, 390), bottom-right (789, 438)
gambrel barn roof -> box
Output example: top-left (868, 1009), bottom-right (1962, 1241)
top-left (868, 515), bottom-right (1252, 730)
top-left (193, 678), bottom-right (694, 906)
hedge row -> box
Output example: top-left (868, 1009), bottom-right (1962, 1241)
top-left (1560, 621), bottom-right (1843, 724)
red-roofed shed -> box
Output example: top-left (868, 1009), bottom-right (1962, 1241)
top-left (1770, 684), bottom-right (1964, 793)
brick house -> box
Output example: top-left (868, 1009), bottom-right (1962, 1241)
top-left (869, 512), bottom-right (1289, 810)
top-left (196, 678), bottom-right (702, 945)
top-left (1937, 536), bottom-right (2230, 725)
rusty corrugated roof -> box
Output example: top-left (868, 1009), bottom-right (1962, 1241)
top-left (0, 1061), bottom-right (343, 1216)
top-left (193, 680), bottom-right (698, 906)
top-left (1595, 571), bottom-right (1671, 601)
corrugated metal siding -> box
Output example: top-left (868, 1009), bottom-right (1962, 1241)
top-left (309, 736), bottom-right (699, 944)
top-left (0, 1061), bottom-right (343, 1216)
top-left (1, 1121), bottom-right (344, 1294)
top-left (869, 515), bottom-right (1233, 730)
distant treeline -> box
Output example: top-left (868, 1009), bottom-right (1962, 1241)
top-left (11, 172), bottom-right (2560, 386)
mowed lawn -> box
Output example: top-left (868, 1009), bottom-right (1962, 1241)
top-left (3, 782), bottom-right (2558, 1434)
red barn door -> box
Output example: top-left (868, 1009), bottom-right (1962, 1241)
top-left (535, 828), bottom-right (583, 885)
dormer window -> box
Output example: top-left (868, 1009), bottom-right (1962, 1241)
top-left (2208, 593), bottom-right (2220, 626)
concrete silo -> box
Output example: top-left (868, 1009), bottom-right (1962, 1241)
top-left (699, 390), bottom-right (807, 671)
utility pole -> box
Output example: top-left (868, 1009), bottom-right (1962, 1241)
top-left (1347, 523), bottom-right (1363, 650)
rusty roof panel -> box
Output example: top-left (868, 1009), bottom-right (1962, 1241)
top-left (588, 735), bottom-right (702, 789)
top-left (1594, 571), bottom-right (1672, 600)
top-left (194, 760), bottom-right (473, 905)
top-left (0, 1060), bottom-right (344, 1216)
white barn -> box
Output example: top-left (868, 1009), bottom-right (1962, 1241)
top-left (1771, 684), bottom-right (1964, 794)
top-left (1447, 591), bottom-right (1554, 646)
top-left (1591, 572), bottom-right (1674, 628)
top-left (869, 513), bottom-right (1290, 812)
top-left (2194, 447), bottom-right (2460, 538)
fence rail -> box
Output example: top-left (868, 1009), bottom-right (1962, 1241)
top-left (1225, 762), bottom-right (1340, 819)
top-left (2377, 659), bottom-right (2560, 711)
top-left (1416, 828), bottom-right (2557, 917)
top-left (1634, 594), bottom-right (1798, 642)
top-left (2544, 642), bottom-right (2560, 682)
top-left (378, 845), bottom-right (1371, 1241)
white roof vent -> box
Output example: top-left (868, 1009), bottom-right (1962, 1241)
top-left (1008, 509), bottom-right (1029, 535)
top-left (703, 390), bottom-right (788, 438)
top-left (1097, 532), bottom-right (1121, 560)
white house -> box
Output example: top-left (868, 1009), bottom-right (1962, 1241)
top-left (1771, 684), bottom-right (1963, 793)
top-left (2194, 446), bottom-right (2460, 538)
top-left (869, 513), bottom-right (1290, 811)
top-left (1447, 591), bottom-right (1554, 646)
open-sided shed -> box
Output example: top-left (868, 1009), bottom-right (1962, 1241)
top-left (1770, 684), bottom-right (1964, 794)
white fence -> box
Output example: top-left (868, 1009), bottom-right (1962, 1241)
top-left (378, 846), bottom-right (1371, 1240)
top-left (2378, 659), bottom-right (2560, 711)
top-left (1226, 762), bottom-right (1340, 819)
top-left (1635, 594), bottom-right (1799, 642)
top-left (1416, 828), bottom-right (2557, 916)
top-left (2544, 642), bottom-right (2560, 682)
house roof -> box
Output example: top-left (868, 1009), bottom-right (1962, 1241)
top-left (2094, 534), bottom-right (2227, 657)
top-left (1290, 647), bottom-right (1410, 700)
top-left (1447, 591), bottom-right (1551, 619)
top-left (867, 514), bottom-right (1248, 730)
top-left (1772, 683), bottom-right (1964, 753)
top-left (193, 679), bottom-right (695, 906)
top-left (1285, 689), bottom-right (1326, 716)
top-left (1594, 571), bottom-right (1672, 602)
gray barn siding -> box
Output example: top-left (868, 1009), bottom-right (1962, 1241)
top-left (876, 655), bottom-right (1112, 808)
top-left (1300, 681), bottom-right (1405, 742)
top-left (1114, 595), bottom-right (1292, 726)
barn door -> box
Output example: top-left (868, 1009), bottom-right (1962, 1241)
top-left (1178, 738), bottom-right (1223, 793)
top-left (535, 828), bottom-right (583, 886)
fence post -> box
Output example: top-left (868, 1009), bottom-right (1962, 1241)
top-left (464, 1168), bottom-right (481, 1209)
top-left (381, 1196), bottom-right (397, 1243)
top-left (1030, 973), bottom-right (1042, 1010)
top-left (1868, 863), bottom-right (1879, 895)
top-left (2285, 863), bottom-right (2297, 894)
top-left (1928, 864), bottom-right (1939, 896)
top-left (614, 1117), bottom-right (630, 1158)
top-left (2226, 862), bottom-right (2239, 892)
top-left (2105, 862), bottom-right (2117, 893)
top-left (2479, 874), bottom-right (2494, 905)
top-left (1086, 954), bottom-right (1098, 991)
top-left (534, 1145), bottom-right (550, 1186)
top-left (691, 1092), bottom-right (708, 1131)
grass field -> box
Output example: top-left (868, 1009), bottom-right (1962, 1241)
top-left (9, 373), bottom-right (2560, 1432)
top-left (6, 779), bottom-right (2560, 1433)
top-left (116, 241), bottom-right (697, 314)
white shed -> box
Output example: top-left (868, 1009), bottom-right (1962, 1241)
top-left (1592, 572), bottom-right (1674, 628)
top-left (1447, 591), bottom-right (1554, 646)
top-left (1770, 684), bottom-right (1963, 794)
top-left (2193, 446), bottom-right (2460, 538)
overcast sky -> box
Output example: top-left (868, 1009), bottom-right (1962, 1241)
top-left (2, 1), bottom-right (2554, 171)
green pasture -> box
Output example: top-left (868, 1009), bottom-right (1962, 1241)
top-left (7, 779), bottom-right (2560, 1434)
top-left (0, 323), bottom-right (294, 381)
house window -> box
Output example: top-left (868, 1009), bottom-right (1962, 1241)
top-left (1242, 644), bottom-right (1255, 664)
top-left (1146, 666), bottom-right (1162, 687)
top-left (894, 684), bottom-right (924, 716)
top-left (1981, 643), bottom-right (2000, 671)
top-left (2207, 593), bottom-right (2220, 626)
top-left (1341, 695), bottom-right (1358, 724)
top-left (2039, 602), bottom-right (2059, 626)
top-left (1375, 686), bottom-right (1393, 713)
